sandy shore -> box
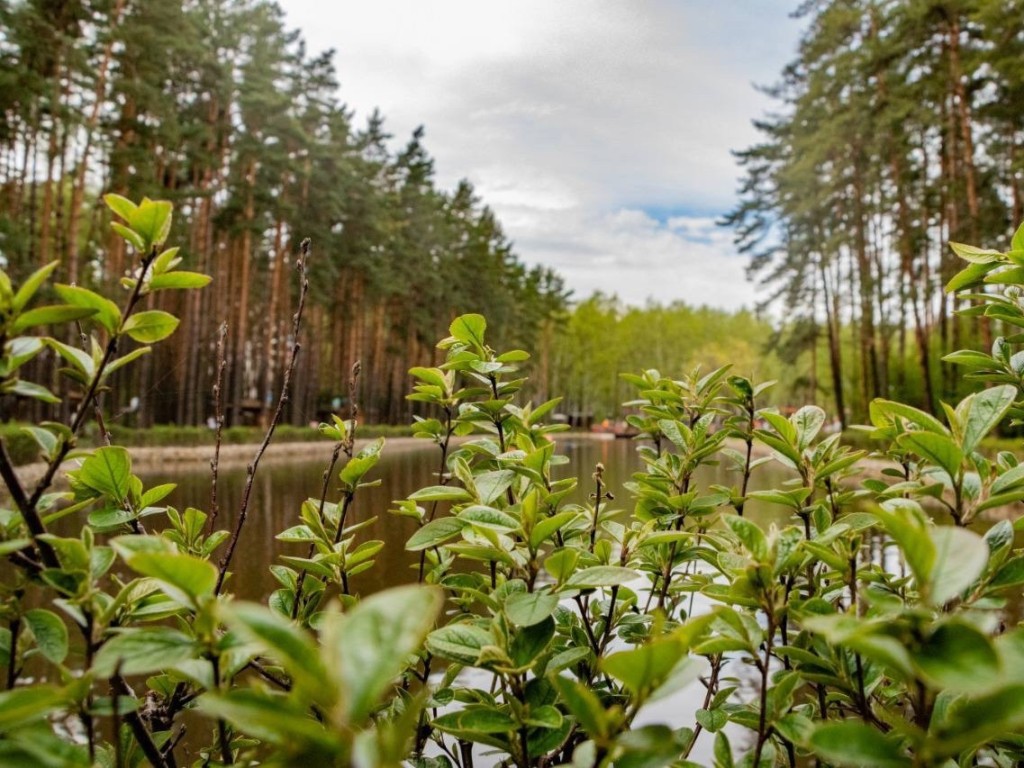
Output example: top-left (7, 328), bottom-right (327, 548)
top-left (12, 436), bottom-right (437, 488)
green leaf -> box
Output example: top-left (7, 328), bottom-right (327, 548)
top-left (946, 261), bottom-right (998, 292)
top-left (509, 616), bottom-right (555, 667)
top-left (0, 686), bottom-right (66, 730)
top-left (809, 721), bottom-right (911, 767)
top-left (75, 446), bottom-right (132, 502)
top-left (104, 193), bottom-right (138, 222)
top-left (10, 305), bottom-right (97, 333)
top-left (897, 432), bottom-right (963, 477)
top-left (958, 385), bottom-right (1016, 453)
top-left (870, 399), bottom-right (949, 435)
top-left (54, 285), bottom-right (121, 334)
top-left (563, 566), bottom-right (639, 590)
top-left (46, 339), bottom-right (96, 379)
top-left (147, 272), bottom-right (211, 291)
top-left (425, 623), bottom-right (491, 665)
top-left (129, 198), bottom-right (173, 249)
top-left (992, 462), bottom-right (1024, 495)
top-left (323, 585), bottom-right (443, 724)
top-left (88, 507), bottom-right (137, 529)
top-left (0, 539), bottom-right (32, 556)
top-left (125, 552), bottom-right (217, 606)
top-left (110, 222), bottom-right (145, 251)
top-left (198, 689), bottom-right (337, 753)
top-left (338, 437), bottom-right (384, 488)
top-left (23, 609), bottom-right (68, 664)
top-left (406, 517), bottom-right (466, 551)
top-left (949, 242), bottom-right (1004, 263)
top-left (459, 505), bottom-right (519, 531)
top-left (433, 704), bottom-right (515, 737)
top-left (942, 350), bottom-right (996, 369)
top-left (474, 470), bottom-right (515, 505)
top-left (152, 246), bottom-right (182, 273)
top-left (92, 628), bottom-right (197, 677)
top-left (930, 684), bottom-right (1024, 756)
top-left (496, 349), bottom-right (530, 362)
top-left (792, 404), bottom-right (825, 449)
top-left (11, 261), bottom-right (58, 312)
top-left (505, 592), bottom-right (559, 627)
top-left (224, 603), bottom-right (327, 699)
top-left (549, 675), bottom-right (609, 738)
top-left (121, 310), bottom-right (179, 343)
top-left (915, 621), bottom-right (1000, 691)
top-left (928, 526), bottom-right (988, 606)
top-left (529, 510), bottom-right (580, 549)
top-left (984, 266), bottom-right (1024, 284)
top-left (409, 366), bottom-right (448, 388)
top-left (5, 379), bottom-right (59, 404)
top-left (408, 486), bottom-right (473, 502)
top-left (1012, 222), bottom-right (1024, 252)
top-left (601, 636), bottom-right (684, 696)
top-left (449, 314), bottom-right (487, 348)
top-left (725, 516), bottom-right (768, 561)
top-left (103, 346), bottom-right (152, 379)
top-left (696, 708), bottom-right (728, 733)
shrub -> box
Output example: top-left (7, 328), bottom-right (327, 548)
top-left (1, 198), bottom-right (1024, 767)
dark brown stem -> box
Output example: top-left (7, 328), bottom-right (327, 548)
top-left (112, 674), bottom-right (170, 768)
top-left (113, 672), bottom-right (124, 768)
top-left (590, 463), bottom-right (604, 550)
top-left (5, 617), bottom-right (19, 688)
top-left (216, 239), bottom-right (310, 594)
top-left (682, 654), bottom-right (722, 758)
top-left (247, 659), bottom-right (293, 691)
top-left (573, 595), bottom-right (601, 658)
top-left (752, 617), bottom-right (775, 766)
top-left (212, 655), bottom-right (233, 764)
top-left (0, 437), bottom-right (57, 567)
top-left (207, 321), bottom-right (228, 534)
top-left (736, 396), bottom-right (756, 517)
top-left (418, 407), bottom-right (454, 583)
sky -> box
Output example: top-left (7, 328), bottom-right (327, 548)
top-left (277, 1), bottom-right (803, 311)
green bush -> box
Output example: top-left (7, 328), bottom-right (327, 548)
top-left (2, 198), bottom-right (1024, 767)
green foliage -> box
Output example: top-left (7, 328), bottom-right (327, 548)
top-left (3, 201), bottom-right (1024, 768)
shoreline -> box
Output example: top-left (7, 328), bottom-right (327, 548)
top-left (13, 432), bottom-right (1015, 521)
top-left (11, 429), bottom-right (880, 479)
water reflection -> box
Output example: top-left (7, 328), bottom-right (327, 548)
top-left (140, 436), bottom-right (801, 601)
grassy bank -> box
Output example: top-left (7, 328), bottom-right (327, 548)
top-left (0, 422), bottom-right (415, 466)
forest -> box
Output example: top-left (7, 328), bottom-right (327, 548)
top-left (727, 0), bottom-right (1024, 426)
top-left (0, 0), bottom-right (569, 428)
top-left (5, 0), bottom-right (1024, 430)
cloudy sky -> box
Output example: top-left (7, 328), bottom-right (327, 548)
top-left (278, 1), bottom-right (802, 310)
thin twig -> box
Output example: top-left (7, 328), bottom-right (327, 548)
top-left (207, 321), bottom-right (228, 534)
top-left (112, 662), bottom-right (124, 768)
top-left (216, 239), bottom-right (310, 594)
top-left (291, 360), bottom-right (359, 619)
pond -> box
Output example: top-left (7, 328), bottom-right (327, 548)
top-left (139, 434), bottom-right (802, 602)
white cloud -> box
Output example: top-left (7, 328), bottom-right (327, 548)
top-left (278, 0), bottom-right (801, 309)
top-left (513, 207), bottom-right (757, 309)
